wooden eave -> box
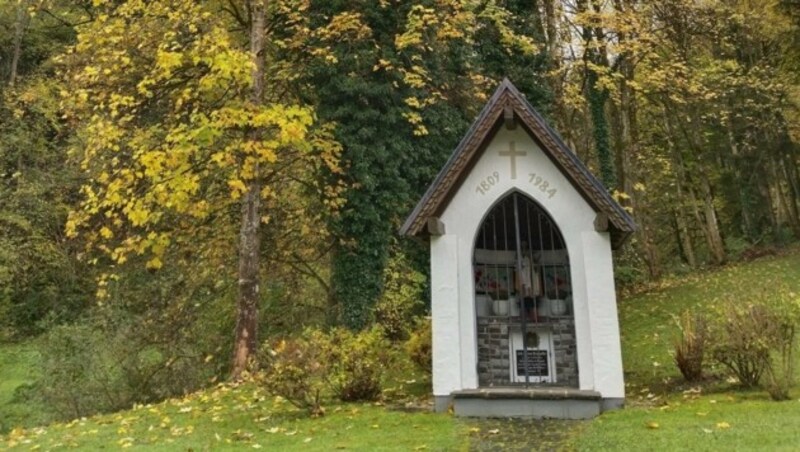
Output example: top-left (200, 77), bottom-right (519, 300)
top-left (400, 79), bottom-right (637, 249)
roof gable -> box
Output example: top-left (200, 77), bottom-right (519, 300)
top-left (400, 79), bottom-right (636, 249)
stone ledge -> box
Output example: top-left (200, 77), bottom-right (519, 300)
top-left (453, 397), bottom-right (601, 419)
top-left (452, 387), bottom-right (601, 401)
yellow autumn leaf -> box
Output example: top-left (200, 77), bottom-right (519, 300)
top-left (146, 257), bottom-right (163, 270)
top-left (646, 421), bottom-right (660, 429)
top-left (100, 226), bottom-right (114, 239)
top-left (716, 422), bottom-right (731, 429)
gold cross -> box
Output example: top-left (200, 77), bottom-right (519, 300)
top-left (499, 141), bottom-right (526, 179)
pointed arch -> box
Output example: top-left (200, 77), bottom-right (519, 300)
top-left (472, 190), bottom-right (578, 388)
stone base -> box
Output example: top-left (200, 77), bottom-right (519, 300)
top-left (451, 387), bottom-right (607, 419)
top-left (433, 395), bottom-right (453, 413)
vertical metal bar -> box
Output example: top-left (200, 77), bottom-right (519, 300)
top-left (512, 193), bottom-right (529, 387)
top-left (491, 205), bottom-right (499, 303)
top-left (536, 205), bottom-right (546, 321)
top-left (548, 215), bottom-right (559, 299)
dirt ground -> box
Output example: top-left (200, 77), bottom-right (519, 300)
top-left (462, 418), bottom-right (587, 451)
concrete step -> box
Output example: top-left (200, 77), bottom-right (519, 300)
top-left (451, 387), bottom-right (602, 419)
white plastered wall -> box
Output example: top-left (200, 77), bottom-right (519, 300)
top-left (430, 127), bottom-right (625, 400)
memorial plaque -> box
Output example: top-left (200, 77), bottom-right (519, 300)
top-left (515, 349), bottom-right (549, 377)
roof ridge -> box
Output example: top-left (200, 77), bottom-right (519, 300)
top-left (400, 79), bottom-right (636, 247)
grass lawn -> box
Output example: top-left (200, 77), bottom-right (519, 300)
top-left (619, 247), bottom-right (800, 393)
top-left (0, 342), bottom-right (47, 433)
top-left (575, 246), bottom-right (800, 450)
top-left (2, 382), bottom-right (466, 451)
top-left (575, 390), bottom-right (800, 451)
top-left (2, 246), bottom-right (800, 450)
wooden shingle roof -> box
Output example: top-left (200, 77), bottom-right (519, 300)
top-left (400, 79), bottom-right (636, 249)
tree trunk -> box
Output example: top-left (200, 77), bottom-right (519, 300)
top-left (770, 158), bottom-right (793, 231)
top-left (663, 107), bottom-right (705, 266)
top-left (726, 121), bottom-right (754, 238)
top-left (780, 154), bottom-right (800, 237)
top-left (674, 208), bottom-right (697, 267)
top-left (699, 173), bottom-right (726, 265)
top-left (232, 0), bottom-right (266, 380)
top-left (9, 0), bottom-right (31, 87)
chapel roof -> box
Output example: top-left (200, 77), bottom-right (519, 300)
top-left (399, 79), bottom-right (637, 249)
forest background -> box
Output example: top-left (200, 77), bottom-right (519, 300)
top-left (0, 0), bottom-right (798, 425)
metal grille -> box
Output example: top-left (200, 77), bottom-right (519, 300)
top-left (473, 191), bottom-right (572, 386)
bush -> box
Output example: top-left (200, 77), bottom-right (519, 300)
top-left (259, 327), bottom-right (393, 415)
top-left (673, 310), bottom-right (707, 382)
top-left (327, 327), bottom-right (393, 402)
top-left (711, 302), bottom-right (771, 388)
top-left (259, 331), bottom-right (329, 416)
top-left (36, 304), bottom-right (218, 420)
top-left (374, 246), bottom-right (426, 341)
top-left (406, 317), bottom-right (432, 374)
top-left (760, 291), bottom-right (800, 401)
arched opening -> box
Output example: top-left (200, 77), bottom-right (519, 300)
top-left (473, 191), bottom-right (578, 388)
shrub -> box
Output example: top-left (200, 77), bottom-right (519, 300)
top-left (374, 246), bottom-right (426, 341)
top-left (406, 317), bottom-right (432, 374)
top-left (36, 304), bottom-right (218, 420)
top-left (259, 327), bottom-right (392, 415)
top-left (760, 291), bottom-right (800, 401)
top-left (259, 331), bottom-right (328, 416)
top-left (673, 310), bottom-right (707, 382)
top-left (711, 302), bottom-right (771, 388)
top-left (710, 288), bottom-right (800, 398)
top-left (327, 327), bottom-right (393, 402)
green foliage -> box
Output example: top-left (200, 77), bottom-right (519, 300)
top-left (305, 0), bottom-right (550, 329)
top-left (259, 326), bottom-right (393, 415)
top-left (708, 286), bottom-right (799, 397)
top-left (618, 247), bottom-right (800, 390)
top-left (0, 79), bottom-right (92, 337)
top-left (405, 317), bottom-right (432, 375)
top-left (759, 289), bottom-right (800, 401)
top-left (711, 302), bottom-right (772, 388)
top-left (259, 331), bottom-right (328, 416)
top-left (33, 259), bottom-right (232, 421)
top-left (327, 327), bottom-right (393, 402)
top-left (374, 245), bottom-right (426, 341)
top-left (672, 310), bottom-right (708, 382)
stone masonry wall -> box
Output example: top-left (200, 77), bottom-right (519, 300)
top-left (477, 316), bottom-right (578, 387)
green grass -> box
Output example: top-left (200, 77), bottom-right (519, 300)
top-left (618, 247), bottom-right (800, 392)
top-left (2, 382), bottom-right (466, 450)
top-left (576, 391), bottom-right (800, 451)
top-left (3, 247), bottom-right (800, 450)
top-left (576, 247), bottom-right (800, 450)
top-left (0, 342), bottom-right (47, 433)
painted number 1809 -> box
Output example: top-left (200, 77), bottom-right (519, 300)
top-left (475, 171), bottom-right (500, 196)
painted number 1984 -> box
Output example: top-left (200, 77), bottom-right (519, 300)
top-left (529, 172), bottom-right (557, 198)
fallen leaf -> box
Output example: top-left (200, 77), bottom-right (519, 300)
top-left (646, 422), bottom-right (660, 429)
top-left (716, 422), bottom-right (731, 429)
